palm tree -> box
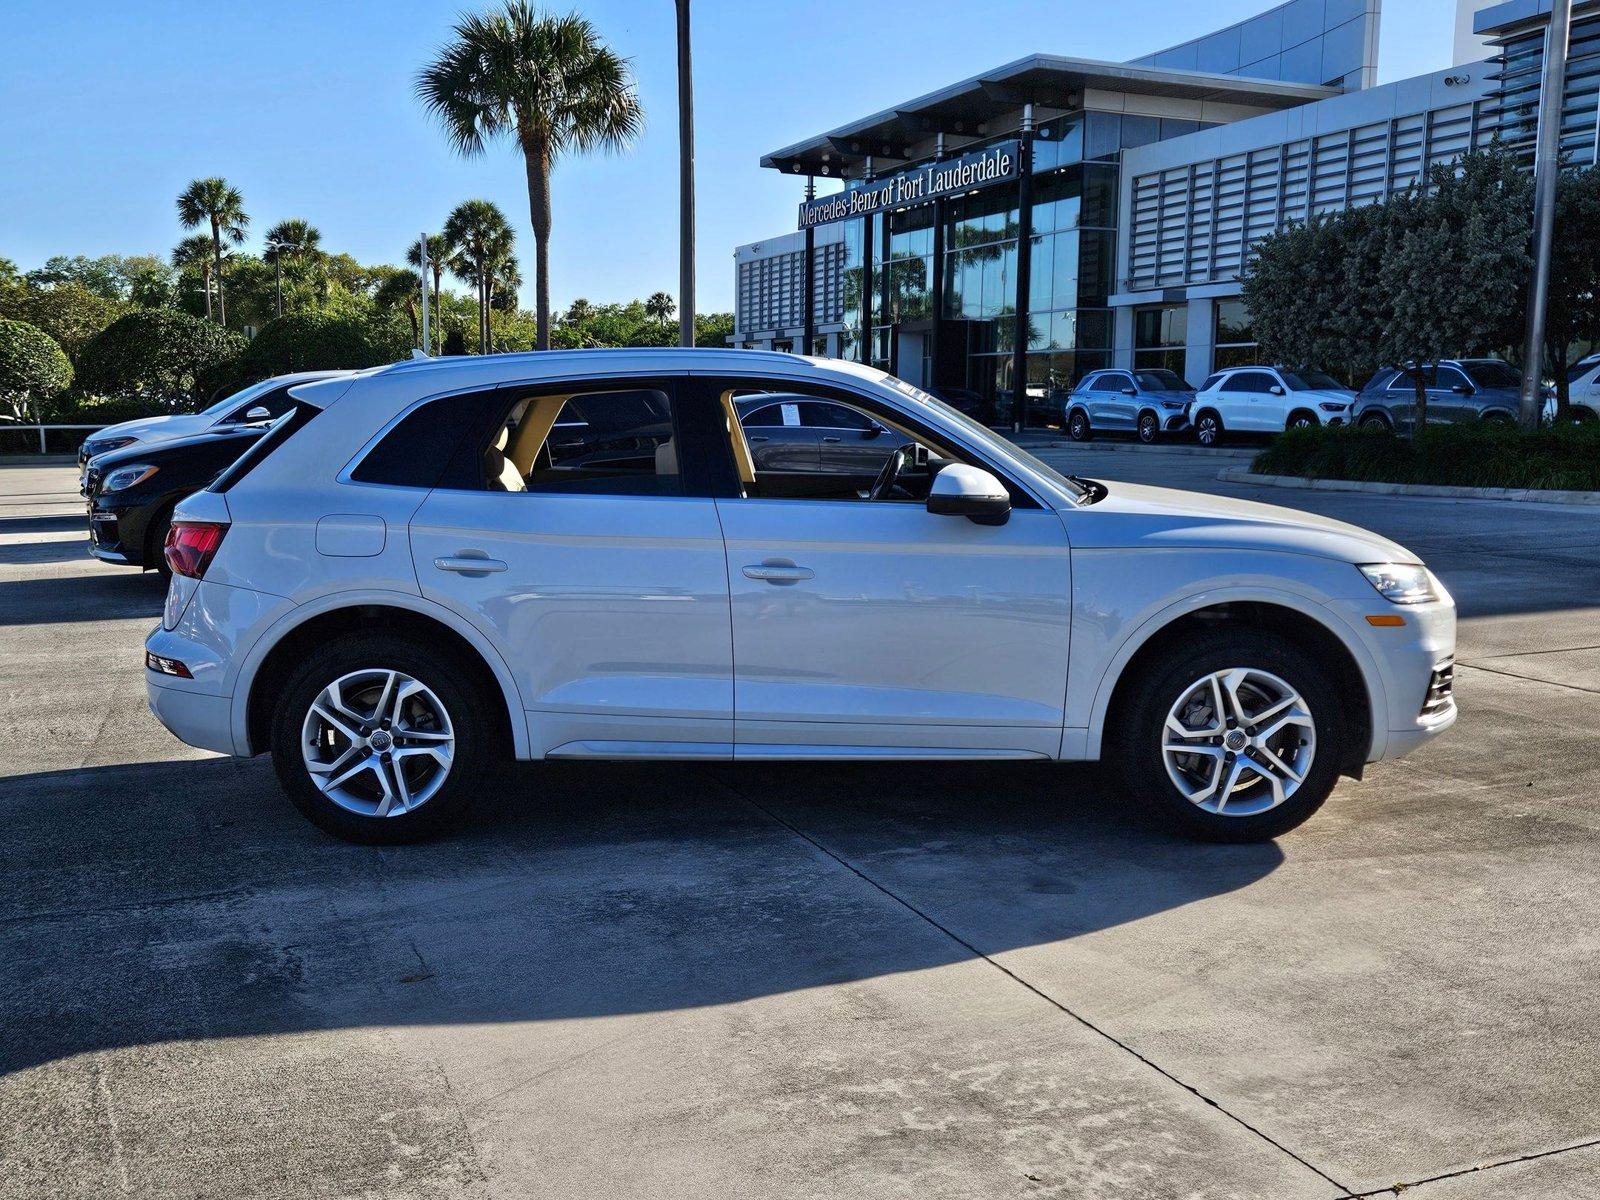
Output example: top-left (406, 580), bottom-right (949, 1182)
top-left (374, 268), bottom-right (423, 346)
top-left (262, 218), bottom-right (323, 263)
top-left (171, 235), bottom-right (217, 321)
top-left (443, 199), bottom-right (515, 353)
top-left (416, 4), bottom-right (644, 351)
top-left (176, 177), bottom-right (248, 326)
top-left (645, 291), bottom-right (676, 327)
top-left (406, 234), bottom-right (456, 353)
top-left (565, 297), bottom-right (594, 325)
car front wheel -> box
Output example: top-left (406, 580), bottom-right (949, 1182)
top-left (1137, 412), bottom-right (1160, 444)
top-left (1111, 629), bottom-right (1346, 842)
top-left (270, 633), bottom-right (497, 843)
top-left (1193, 410), bottom-right (1223, 446)
top-left (1358, 413), bottom-right (1391, 431)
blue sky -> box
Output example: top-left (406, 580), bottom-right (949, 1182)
top-left (1, 0), bottom-right (1457, 313)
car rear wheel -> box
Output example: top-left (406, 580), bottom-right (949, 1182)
top-left (271, 633), bottom-right (497, 843)
top-left (1067, 409), bottom-right (1092, 441)
top-left (1137, 412), bottom-right (1160, 444)
top-left (1193, 410), bottom-right (1224, 446)
top-left (1111, 628), bottom-right (1346, 842)
top-left (146, 507), bottom-right (175, 579)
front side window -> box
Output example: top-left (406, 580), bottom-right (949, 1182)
top-left (1133, 369), bottom-right (1187, 391)
top-left (1432, 367), bottom-right (1473, 391)
top-left (223, 385), bottom-right (296, 423)
top-left (1229, 372), bottom-right (1275, 394)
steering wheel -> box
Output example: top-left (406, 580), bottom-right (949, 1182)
top-left (869, 443), bottom-right (914, 501)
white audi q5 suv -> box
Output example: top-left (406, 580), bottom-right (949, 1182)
top-left (144, 350), bottom-right (1456, 844)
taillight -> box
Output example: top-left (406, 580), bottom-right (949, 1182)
top-left (164, 521), bottom-right (228, 579)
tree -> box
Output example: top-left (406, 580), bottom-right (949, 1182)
top-left (565, 297), bottom-right (593, 325)
top-left (176, 177), bottom-right (248, 327)
top-left (406, 234), bottom-right (456, 353)
top-left (0, 318), bottom-right (72, 423)
top-left (75, 310), bottom-right (245, 407)
top-left (0, 283), bottom-right (125, 360)
top-left (645, 290), bottom-right (675, 326)
top-left (373, 268), bottom-right (423, 347)
top-left (172, 235), bottom-right (218, 320)
top-left (443, 198), bottom-right (515, 353)
top-left (417, 4), bottom-right (644, 350)
top-left (1377, 146), bottom-right (1532, 429)
top-left (262, 218), bottom-right (323, 264)
top-left (238, 311), bottom-right (408, 377)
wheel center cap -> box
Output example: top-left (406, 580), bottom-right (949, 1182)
top-left (1224, 730), bottom-right (1248, 751)
top-left (368, 729), bottom-right (393, 752)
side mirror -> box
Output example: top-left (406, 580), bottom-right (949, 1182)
top-left (927, 464), bottom-right (1010, 526)
top-left (244, 406), bottom-right (272, 422)
top-left (865, 422), bottom-right (886, 438)
top-left (1269, 385), bottom-right (1286, 396)
top-left (1120, 386), bottom-right (1137, 396)
top-left (1450, 383), bottom-right (1472, 395)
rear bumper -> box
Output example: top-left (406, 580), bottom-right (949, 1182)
top-left (146, 677), bottom-right (235, 755)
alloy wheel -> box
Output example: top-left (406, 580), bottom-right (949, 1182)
top-left (1196, 415), bottom-right (1219, 445)
top-left (301, 669), bottom-right (455, 817)
top-left (1138, 415), bottom-right (1158, 443)
top-left (1160, 667), bottom-right (1315, 816)
top-left (1069, 412), bottom-right (1089, 440)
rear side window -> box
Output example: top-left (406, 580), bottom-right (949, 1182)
top-left (351, 389), bottom-right (509, 490)
top-left (531, 389), bottom-right (681, 496)
top-left (211, 402), bottom-right (323, 493)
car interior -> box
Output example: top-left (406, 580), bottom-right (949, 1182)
top-left (479, 384), bottom-right (967, 506)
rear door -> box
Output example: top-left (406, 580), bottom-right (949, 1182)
top-left (406, 376), bottom-right (737, 758)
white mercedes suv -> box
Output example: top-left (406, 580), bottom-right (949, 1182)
top-left (144, 350), bottom-right (1456, 844)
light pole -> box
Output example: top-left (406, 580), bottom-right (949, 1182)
top-left (418, 234), bottom-right (431, 355)
top-left (675, 0), bottom-right (695, 349)
top-left (1519, 0), bottom-right (1573, 428)
top-left (265, 239), bottom-right (287, 318)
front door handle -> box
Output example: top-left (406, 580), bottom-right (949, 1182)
top-left (821, 436), bottom-right (842, 443)
top-left (434, 554), bottom-right (508, 575)
top-left (742, 561), bottom-right (814, 585)
top-left (749, 435), bottom-right (769, 442)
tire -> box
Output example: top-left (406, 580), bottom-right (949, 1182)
top-left (1286, 410), bottom-right (1319, 431)
top-left (270, 632), bottom-right (498, 843)
top-left (145, 506), bottom-right (174, 579)
top-left (1067, 409), bottom-right (1092, 441)
top-left (1110, 627), bottom-right (1347, 843)
top-left (1358, 413), bottom-right (1391, 432)
top-left (1481, 411), bottom-right (1515, 427)
top-left (1572, 407), bottom-right (1597, 424)
top-left (1193, 409), bottom-right (1224, 447)
top-left (1137, 411), bottom-right (1160, 444)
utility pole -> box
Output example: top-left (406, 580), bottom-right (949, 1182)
top-left (265, 238), bottom-right (285, 319)
top-left (419, 234), bottom-right (431, 355)
top-left (675, 0), bottom-right (696, 348)
top-left (1519, 0), bottom-right (1572, 428)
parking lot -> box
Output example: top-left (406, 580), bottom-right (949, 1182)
top-left (3, 447), bottom-right (1600, 1199)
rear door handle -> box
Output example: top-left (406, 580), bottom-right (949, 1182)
top-left (749, 435), bottom-right (769, 442)
top-left (434, 554), bottom-right (508, 575)
top-left (742, 562), bottom-right (814, 585)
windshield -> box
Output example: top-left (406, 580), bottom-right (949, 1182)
top-left (1133, 370), bottom-right (1187, 391)
top-left (1464, 361), bottom-right (1521, 389)
top-left (1280, 371), bottom-right (1346, 392)
top-left (200, 376), bottom-right (279, 417)
top-left (881, 375), bottom-right (1087, 500)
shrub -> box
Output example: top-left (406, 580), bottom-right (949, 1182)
top-left (1253, 422), bottom-right (1600, 492)
top-left (0, 318), bottom-right (73, 421)
top-left (0, 283), bottom-right (125, 359)
top-left (238, 311), bottom-right (409, 378)
top-left (75, 310), bottom-right (245, 408)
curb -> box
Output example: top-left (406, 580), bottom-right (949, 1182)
top-left (1014, 439), bottom-right (1256, 460)
top-left (1217, 468), bottom-right (1600, 506)
top-left (0, 455), bottom-right (77, 466)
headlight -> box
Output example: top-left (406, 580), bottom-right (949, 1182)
top-left (1358, 563), bottom-right (1439, 605)
top-left (101, 464), bottom-right (159, 493)
top-left (1161, 399), bottom-right (1186, 409)
top-left (87, 436), bottom-right (137, 457)
top-left (1318, 402), bottom-right (1348, 413)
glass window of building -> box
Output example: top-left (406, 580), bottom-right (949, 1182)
top-left (1134, 304), bottom-right (1188, 377)
top-left (1213, 299), bottom-right (1259, 370)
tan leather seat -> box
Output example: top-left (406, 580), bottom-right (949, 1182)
top-left (483, 426), bottom-right (525, 492)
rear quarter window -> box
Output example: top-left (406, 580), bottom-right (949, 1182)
top-left (350, 389), bottom-right (509, 490)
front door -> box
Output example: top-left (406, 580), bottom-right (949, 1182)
top-left (408, 379), bottom-right (735, 757)
top-left (706, 378), bottom-right (1073, 757)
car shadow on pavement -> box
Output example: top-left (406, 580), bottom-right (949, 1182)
top-left (0, 570), bottom-right (166, 624)
top-left (0, 753), bottom-right (1282, 1076)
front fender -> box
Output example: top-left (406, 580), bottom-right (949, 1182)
top-left (1069, 551), bottom-right (1391, 763)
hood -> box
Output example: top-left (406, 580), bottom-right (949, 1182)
top-left (92, 423), bottom-right (263, 470)
top-left (1070, 481), bottom-right (1416, 565)
top-left (90, 412), bottom-right (214, 446)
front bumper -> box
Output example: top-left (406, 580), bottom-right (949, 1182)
top-left (1327, 593), bottom-right (1457, 764)
top-left (1162, 413), bottom-right (1191, 432)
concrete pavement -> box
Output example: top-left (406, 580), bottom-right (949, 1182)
top-left (3, 457), bottom-right (1599, 1199)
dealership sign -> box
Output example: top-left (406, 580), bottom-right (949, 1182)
top-left (797, 140), bottom-right (1019, 229)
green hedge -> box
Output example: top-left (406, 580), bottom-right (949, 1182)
top-left (239, 311), bottom-right (409, 378)
top-left (1252, 423), bottom-right (1600, 492)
